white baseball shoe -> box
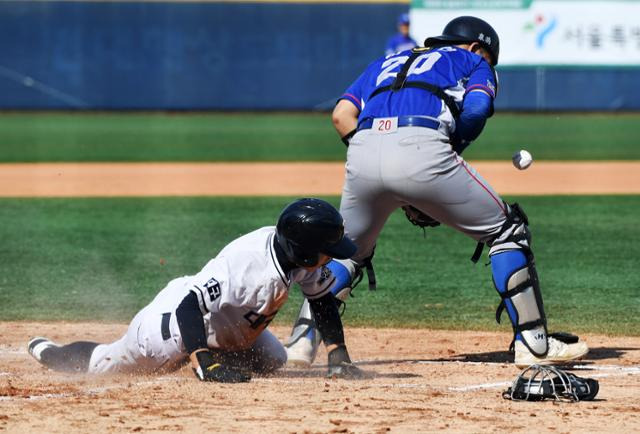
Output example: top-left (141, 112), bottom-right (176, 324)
top-left (285, 336), bottom-right (318, 368)
top-left (28, 337), bottom-right (58, 364)
top-left (514, 336), bottom-right (589, 369)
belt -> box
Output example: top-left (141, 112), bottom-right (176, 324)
top-left (357, 116), bottom-right (440, 132)
top-left (161, 312), bottom-right (171, 341)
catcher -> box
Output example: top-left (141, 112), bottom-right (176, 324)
top-left (285, 16), bottom-right (589, 369)
top-left (28, 198), bottom-right (363, 382)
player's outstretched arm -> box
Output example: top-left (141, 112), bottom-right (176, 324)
top-left (176, 292), bottom-right (250, 383)
top-left (308, 293), bottom-right (364, 379)
top-left (189, 349), bottom-right (251, 383)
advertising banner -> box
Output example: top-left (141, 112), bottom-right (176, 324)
top-left (411, 0), bottom-right (640, 65)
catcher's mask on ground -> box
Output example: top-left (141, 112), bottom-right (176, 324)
top-left (276, 198), bottom-right (356, 267)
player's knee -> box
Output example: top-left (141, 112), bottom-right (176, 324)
top-left (488, 202), bottom-right (532, 256)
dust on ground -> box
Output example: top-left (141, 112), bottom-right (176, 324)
top-left (1, 322), bottom-right (639, 433)
top-left (2, 162), bottom-right (638, 432)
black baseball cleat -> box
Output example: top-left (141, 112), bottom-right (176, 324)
top-left (28, 337), bottom-right (59, 364)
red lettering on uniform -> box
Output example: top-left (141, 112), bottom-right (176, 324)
top-left (377, 119), bottom-right (392, 131)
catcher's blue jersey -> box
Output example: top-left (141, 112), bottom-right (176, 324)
top-left (340, 46), bottom-right (497, 124)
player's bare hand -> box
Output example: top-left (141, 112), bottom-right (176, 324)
top-left (191, 349), bottom-right (251, 383)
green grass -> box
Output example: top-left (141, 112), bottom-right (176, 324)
top-left (1, 196), bottom-right (638, 335)
top-left (0, 112), bottom-right (639, 162)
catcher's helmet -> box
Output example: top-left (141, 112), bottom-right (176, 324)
top-left (424, 16), bottom-right (500, 66)
top-left (276, 198), bottom-right (356, 267)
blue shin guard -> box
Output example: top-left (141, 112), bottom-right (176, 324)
top-left (488, 202), bottom-right (549, 356)
top-left (490, 249), bottom-right (548, 355)
top-left (490, 250), bottom-right (529, 344)
top-left (491, 250), bottom-right (549, 357)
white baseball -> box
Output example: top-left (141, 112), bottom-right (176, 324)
top-left (512, 149), bottom-right (533, 170)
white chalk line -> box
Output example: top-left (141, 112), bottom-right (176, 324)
top-left (2, 353), bottom-right (639, 402)
top-left (449, 365), bottom-right (640, 392)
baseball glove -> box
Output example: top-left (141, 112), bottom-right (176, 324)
top-left (402, 205), bottom-right (441, 229)
top-left (191, 350), bottom-right (251, 383)
top-left (503, 365), bottom-right (599, 402)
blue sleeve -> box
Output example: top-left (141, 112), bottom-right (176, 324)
top-left (465, 56), bottom-right (497, 99)
top-left (338, 58), bottom-right (381, 111)
top-left (339, 71), bottom-right (367, 110)
top-left (453, 90), bottom-right (493, 153)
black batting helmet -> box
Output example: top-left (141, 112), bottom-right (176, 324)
top-left (276, 198), bottom-right (356, 267)
top-left (424, 16), bottom-right (500, 66)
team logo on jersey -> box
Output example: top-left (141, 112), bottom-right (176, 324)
top-left (317, 265), bottom-right (332, 286)
top-left (244, 310), bottom-right (278, 330)
top-left (486, 80), bottom-right (496, 94)
top-left (203, 277), bottom-right (221, 302)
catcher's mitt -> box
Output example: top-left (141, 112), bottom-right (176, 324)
top-left (502, 365), bottom-right (599, 402)
top-left (402, 205), bottom-right (441, 228)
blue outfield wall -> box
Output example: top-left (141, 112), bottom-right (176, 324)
top-left (0, 1), bottom-right (638, 111)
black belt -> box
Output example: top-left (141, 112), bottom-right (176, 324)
top-left (161, 312), bottom-right (171, 341)
top-left (357, 116), bottom-right (440, 132)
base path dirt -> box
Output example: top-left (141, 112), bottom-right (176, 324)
top-left (1, 161), bottom-right (639, 197)
top-left (1, 322), bottom-right (639, 433)
top-left (2, 162), bottom-right (639, 432)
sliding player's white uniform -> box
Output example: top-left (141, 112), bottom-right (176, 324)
top-left (87, 227), bottom-right (335, 374)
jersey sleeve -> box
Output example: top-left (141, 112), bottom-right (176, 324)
top-left (339, 55), bottom-right (385, 112)
top-left (295, 265), bottom-right (336, 300)
top-left (189, 272), bottom-right (225, 315)
top-left (464, 57), bottom-right (497, 99)
top-left (339, 71), bottom-right (367, 112)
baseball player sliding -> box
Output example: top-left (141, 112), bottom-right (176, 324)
top-left (28, 198), bottom-right (363, 382)
top-left (286, 16), bottom-right (589, 369)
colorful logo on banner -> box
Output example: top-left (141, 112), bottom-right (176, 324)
top-left (524, 14), bottom-right (557, 48)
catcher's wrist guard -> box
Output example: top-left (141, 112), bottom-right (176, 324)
top-left (341, 129), bottom-right (357, 147)
top-left (191, 349), bottom-right (251, 383)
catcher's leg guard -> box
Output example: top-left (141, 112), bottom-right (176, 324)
top-left (285, 259), bottom-right (357, 367)
top-left (489, 203), bottom-right (549, 357)
top-left (490, 250), bottom-right (548, 356)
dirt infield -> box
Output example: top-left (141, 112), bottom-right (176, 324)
top-left (2, 162), bottom-right (639, 432)
top-left (1, 322), bottom-right (639, 433)
top-left (2, 161), bottom-right (640, 197)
